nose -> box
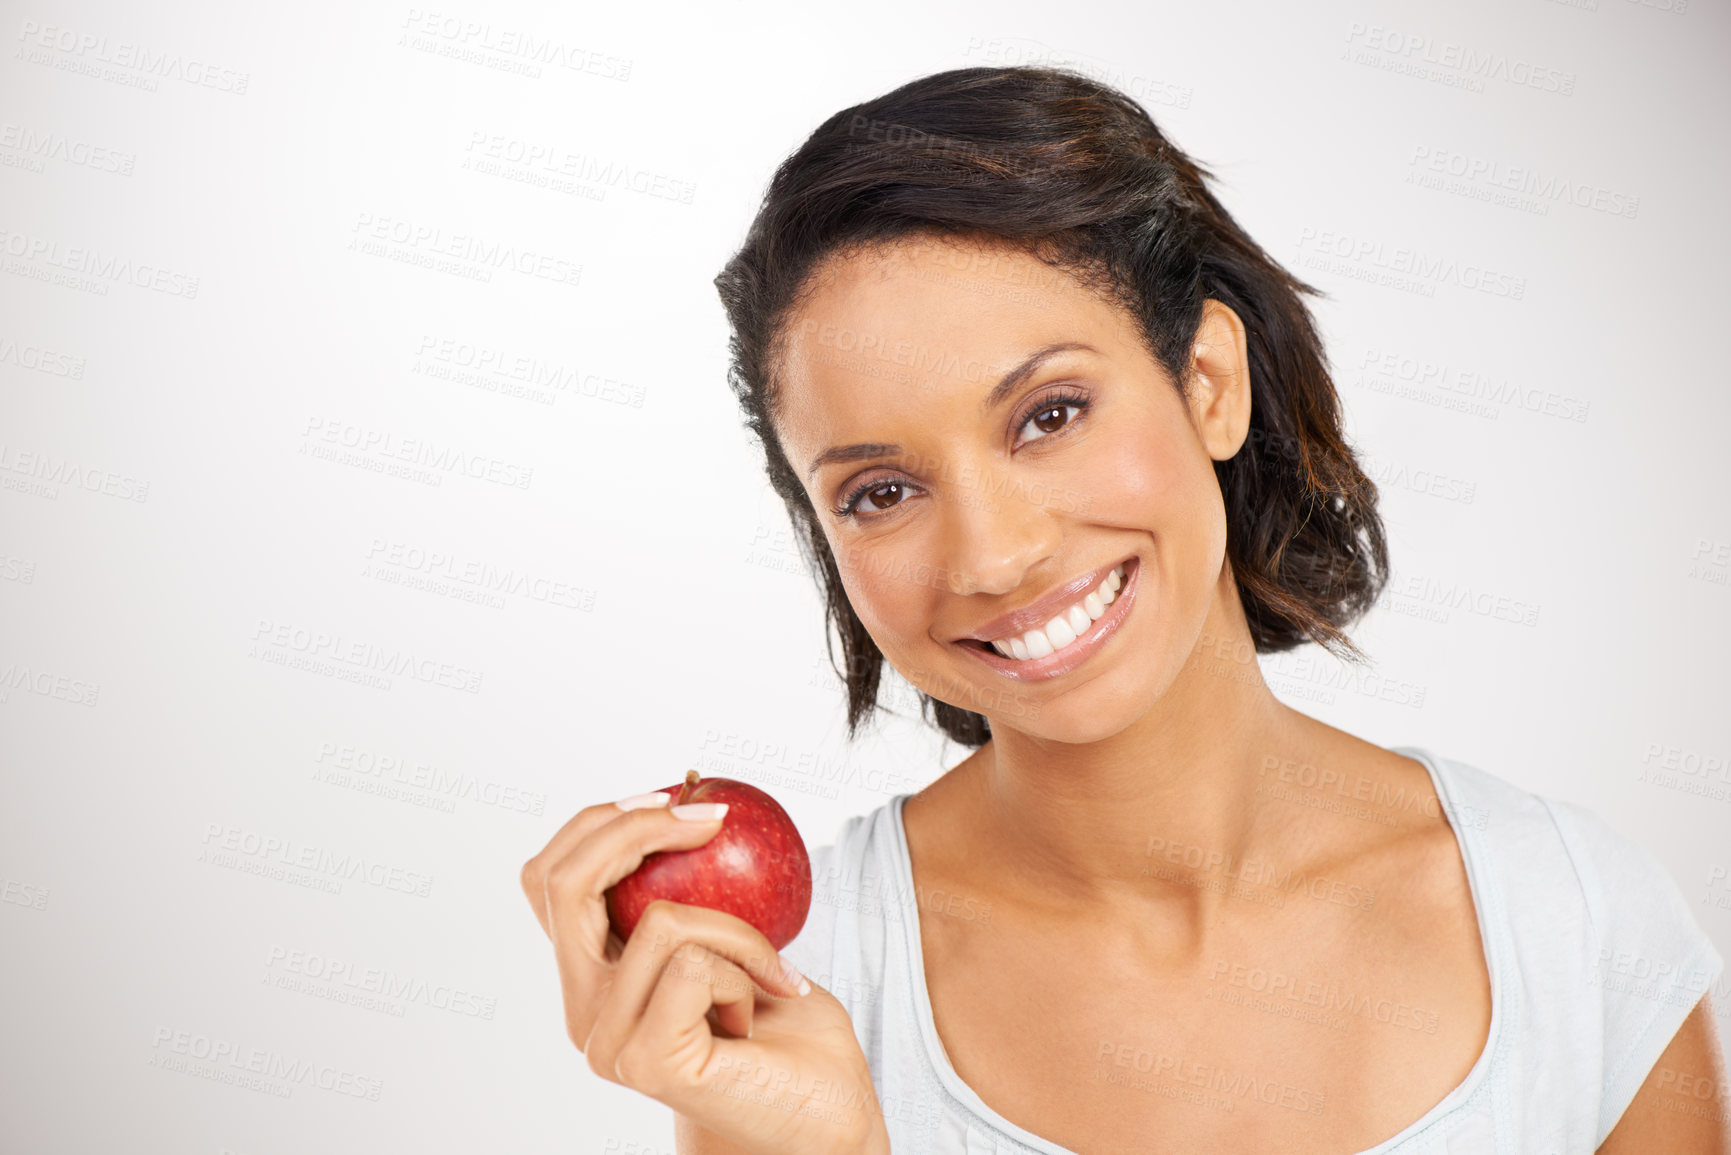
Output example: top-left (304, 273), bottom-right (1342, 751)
top-left (941, 468), bottom-right (1062, 597)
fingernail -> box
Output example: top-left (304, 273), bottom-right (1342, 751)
top-left (780, 954), bottom-right (811, 997)
top-left (670, 802), bottom-right (729, 822)
top-left (615, 792), bottom-right (672, 811)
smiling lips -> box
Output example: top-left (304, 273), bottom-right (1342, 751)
top-left (953, 556), bottom-right (1140, 679)
top-left (979, 563), bottom-right (1127, 660)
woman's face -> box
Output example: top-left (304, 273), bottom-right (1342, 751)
top-left (771, 233), bottom-right (1253, 745)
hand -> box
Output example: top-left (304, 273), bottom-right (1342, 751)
top-left (521, 795), bottom-right (890, 1155)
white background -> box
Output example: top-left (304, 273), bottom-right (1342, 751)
top-left (2, 0), bottom-right (1727, 1151)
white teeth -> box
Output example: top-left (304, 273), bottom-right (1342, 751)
top-left (981, 563), bottom-right (1129, 662)
top-left (1044, 614), bottom-right (1077, 649)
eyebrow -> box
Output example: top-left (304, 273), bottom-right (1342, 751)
top-left (803, 341), bottom-right (1098, 482)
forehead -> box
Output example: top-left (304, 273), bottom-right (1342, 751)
top-left (773, 234), bottom-right (1132, 448)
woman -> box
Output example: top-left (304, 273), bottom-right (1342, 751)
top-left (520, 67), bottom-right (1727, 1153)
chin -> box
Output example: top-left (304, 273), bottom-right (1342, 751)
top-left (980, 635), bottom-right (1199, 746)
top-left (981, 666), bottom-right (1153, 746)
top-left (1004, 710), bottom-right (1135, 747)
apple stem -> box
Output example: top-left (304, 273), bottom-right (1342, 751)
top-left (681, 769), bottom-right (700, 804)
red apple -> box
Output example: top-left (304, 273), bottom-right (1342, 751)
top-left (605, 771), bottom-right (812, 950)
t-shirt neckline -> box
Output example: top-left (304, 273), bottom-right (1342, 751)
top-left (884, 744), bottom-right (1506, 1154)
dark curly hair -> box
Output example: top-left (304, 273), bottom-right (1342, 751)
top-left (713, 65), bottom-right (1388, 750)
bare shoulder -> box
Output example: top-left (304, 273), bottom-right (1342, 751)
top-left (1597, 994), bottom-right (1731, 1154)
top-left (1290, 727), bottom-right (1478, 916)
top-left (1270, 721), bottom-right (1488, 987)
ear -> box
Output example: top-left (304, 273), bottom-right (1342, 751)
top-left (1186, 299), bottom-right (1253, 461)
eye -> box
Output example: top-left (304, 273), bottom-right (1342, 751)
top-left (831, 387), bottom-right (1092, 523)
top-left (835, 478), bottom-right (919, 521)
top-left (1014, 388), bottom-right (1090, 447)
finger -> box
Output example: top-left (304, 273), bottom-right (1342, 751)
top-left (539, 811), bottom-right (739, 1048)
top-left (538, 803), bottom-right (730, 954)
top-left (519, 789), bottom-right (688, 936)
top-left (675, 944), bottom-right (757, 1041)
top-left (641, 941), bottom-right (758, 1056)
top-left (708, 1000), bottom-right (753, 1043)
top-left (576, 900), bottom-right (804, 1056)
top-left (521, 802), bottom-right (638, 935)
top-left (620, 900), bottom-right (807, 1002)
top-left (590, 941), bottom-right (758, 1092)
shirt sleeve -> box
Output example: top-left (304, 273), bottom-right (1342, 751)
top-left (1540, 796), bottom-right (1726, 1147)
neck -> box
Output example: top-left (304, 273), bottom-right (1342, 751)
top-left (941, 578), bottom-right (1316, 923)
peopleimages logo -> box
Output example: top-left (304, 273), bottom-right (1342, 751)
top-left (0, 228), bottom-right (200, 297)
top-left (397, 9), bottom-right (632, 80)
top-left (312, 741), bottom-right (548, 816)
top-left (413, 335), bottom-right (645, 408)
top-left (462, 131), bottom-right (695, 203)
top-left (301, 417), bottom-right (535, 490)
top-left (248, 618), bottom-right (485, 694)
top-left (1342, 22), bottom-right (1577, 95)
top-left (348, 212), bottom-right (582, 287)
top-left (1407, 146), bottom-right (1639, 220)
top-left (0, 123), bottom-right (135, 175)
top-left (1295, 228), bottom-right (1526, 301)
top-left (264, 945), bottom-right (498, 1020)
top-left (362, 538), bottom-right (593, 612)
top-left (0, 335), bottom-right (87, 378)
top-left (1355, 347), bottom-right (1590, 424)
top-left (200, 822), bottom-right (435, 898)
top-left (148, 1026), bottom-right (382, 1100)
top-left (0, 661), bottom-right (100, 706)
top-left (14, 20), bottom-right (252, 94)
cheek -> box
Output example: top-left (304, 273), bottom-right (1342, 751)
top-left (832, 542), bottom-right (937, 653)
top-left (1084, 422), bottom-right (1223, 553)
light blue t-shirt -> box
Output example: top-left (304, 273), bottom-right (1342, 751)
top-left (780, 747), bottom-right (1725, 1153)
